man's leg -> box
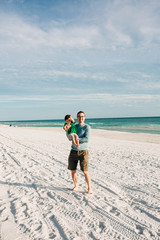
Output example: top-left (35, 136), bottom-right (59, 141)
top-left (83, 171), bottom-right (92, 194)
top-left (71, 170), bottom-right (78, 191)
top-left (68, 150), bottom-right (78, 191)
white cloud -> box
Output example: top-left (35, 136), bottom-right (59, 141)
top-left (102, 1), bottom-right (160, 48)
top-left (1, 93), bottom-right (159, 103)
top-left (0, 95), bottom-right (49, 102)
top-left (5, 0), bottom-right (24, 3)
top-left (0, 13), bottom-right (99, 50)
top-left (105, 21), bottom-right (132, 47)
top-left (40, 70), bottom-right (109, 80)
top-left (1, 0), bottom-right (160, 52)
top-left (78, 93), bottom-right (160, 102)
top-left (46, 70), bottom-right (87, 78)
top-left (52, 2), bottom-right (160, 51)
top-left (140, 27), bottom-right (160, 45)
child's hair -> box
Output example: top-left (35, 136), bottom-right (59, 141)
top-left (64, 114), bottom-right (71, 121)
top-left (64, 114), bottom-right (74, 123)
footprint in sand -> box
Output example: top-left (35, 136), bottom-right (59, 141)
top-left (108, 206), bottom-right (120, 216)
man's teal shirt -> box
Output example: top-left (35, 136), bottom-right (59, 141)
top-left (67, 123), bottom-right (91, 151)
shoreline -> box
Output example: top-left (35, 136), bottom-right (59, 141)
top-left (18, 126), bottom-right (160, 144)
top-left (1, 125), bottom-right (160, 144)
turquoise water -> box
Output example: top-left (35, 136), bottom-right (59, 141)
top-left (0, 117), bottom-right (160, 134)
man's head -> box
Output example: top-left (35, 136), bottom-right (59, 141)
top-left (77, 111), bottom-right (86, 125)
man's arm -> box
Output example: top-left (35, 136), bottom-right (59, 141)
top-left (79, 125), bottom-right (90, 143)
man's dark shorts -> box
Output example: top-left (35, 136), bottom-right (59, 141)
top-left (68, 149), bottom-right (88, 171)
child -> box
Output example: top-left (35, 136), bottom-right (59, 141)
top-left (63, 115), bottom-right (80, 148)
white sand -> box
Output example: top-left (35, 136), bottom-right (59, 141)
top-left (0, 126), bottom-right (160, 240)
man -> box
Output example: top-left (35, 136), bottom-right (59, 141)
top-left (67, 111), bottom-right (92, 194)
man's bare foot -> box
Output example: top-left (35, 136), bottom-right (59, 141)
top-left (72, 186), bottom-right (78, 191)
top-left (87, 189), bottom-right (92, 194)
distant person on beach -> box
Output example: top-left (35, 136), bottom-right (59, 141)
top-left (66, 111), bottom-right (92, 194)
top-left (63, 115), bottom-right (80, 148)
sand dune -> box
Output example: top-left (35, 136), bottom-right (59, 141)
top-left (0, 126), bottom-right (160, 240)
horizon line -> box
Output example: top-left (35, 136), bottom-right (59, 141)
top-left (0, 115), bottom-right (160, 122)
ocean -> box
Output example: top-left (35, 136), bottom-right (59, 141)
top-left (1, 117), bottom-right (160, 134)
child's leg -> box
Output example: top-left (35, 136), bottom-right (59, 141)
top-left (69, 134), bottom-right (77, 146)
top-left (68, 134), bottom-right (72, 140)
top-left (74, 134), bottom-right (80, 147)
top-left (72, 133), bottom-right (79, 148)
top-left (71, 134), bottom-right (77, 146)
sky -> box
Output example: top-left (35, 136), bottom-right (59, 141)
top-left (0, 0), bottom-right (160, 120)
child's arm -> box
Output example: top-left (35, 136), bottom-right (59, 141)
top-left (63, 123), bottom-right (67, 131)
top-left (69, 116), bottom-right (75, 123)
top-left (63, 124), bottom-right (70, 131)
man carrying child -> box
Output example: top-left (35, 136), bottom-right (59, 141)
top-left (63, 111), bottom-right (92, 194)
